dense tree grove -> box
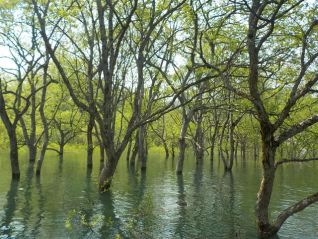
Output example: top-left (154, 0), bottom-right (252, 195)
top-left (0, 0), bottom-right (317, 237)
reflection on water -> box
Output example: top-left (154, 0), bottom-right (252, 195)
top-left (1, 151), bottom-right (318, 238)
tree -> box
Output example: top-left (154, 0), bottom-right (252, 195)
top-left (32, 0), bottom-right (190, 191)
top-left (201, 0), bottom-right (318, 236)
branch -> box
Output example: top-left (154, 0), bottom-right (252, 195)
top-left (273, 192), bottom-right (318, 230)
top-left (275, 157), bottom-right (318, 168)
top-left (47, 147), bottom-right (60, 154)
top-left (277, 115), bottom-right (318, 144)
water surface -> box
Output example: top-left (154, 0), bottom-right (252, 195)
top-left (0, 150), bottom-right (318, 238)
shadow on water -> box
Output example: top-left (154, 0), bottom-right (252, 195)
top-left (222, 171), bottom-right (236, 238)
top-left (0, 180), bottom-right (19, 237)
top-left (174, 174), bottom-right (187, 238)
top-left (58, 158), bottom-right (63, 176)
top-left (98, 190), bottom-right (118, 238)
top-left (30, 177), bottom-right (45, 238)
top-left (21, 164), bottom-right (35, 236)
top-left (79, 167), bottom-right (95, 238)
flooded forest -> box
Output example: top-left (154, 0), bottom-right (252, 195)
top-left (0, 0), bottom-right (318, 238)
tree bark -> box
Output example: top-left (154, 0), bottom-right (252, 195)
top-left (59, 143), bottom-right (64, 161)
top-left (87, 115), bottom-right (94, 169)
top-left (126, 138), bottom-right (132, 162)
top-left (139, 125), bottom-right (147, 171)
top-left (176, 111), bottom-right (192, 174)
top-left (99, 154), bottom-right (119, 192)
top-left (9, 129), bottom-right (20, 179)
top-left (0, 93), bottom-right (20, 179)
top-left (176, 138), bottom-right (186, 174)
top-left (171, 143), bottom-right (175, 159)
top-left (36, 69), bottom-right (49, 176)
top-left (256, 129), bottom-right (278, 237)
top-left (194, 112), bottom-right (204, 164)
top-left (100, 143), bottom-right (105, 163)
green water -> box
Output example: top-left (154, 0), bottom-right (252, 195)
top-left (0, 150), bottom-right (318, 238)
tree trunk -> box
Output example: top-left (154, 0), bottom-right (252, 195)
top-left (241, 139), bottom-right (247, 160)
top-left (227, 123), bottom-right (235, 171)
top-left (29, 144), bottom-right (37, 165)
top-left (36, 115), bottom-right (49, 176)
top-left (163, 140), bottom-right (169, 159)
top-left (209, 122), bottom-right (218, 161)
top-left (139, 125), bottom-right (147, 171)
top-left (126, 138), bottom-right (132, 162)
top-left (256, 132), bottom-right (278, 237)
top-left (176, 138), bottom-right (186, 174)
top-left (171, 143), bottom-right (175, 159)
top-left (29, 83), bottom-right (37, 163)
top-left (87, 115), bottom-right (94, 169)
top-left (100, 143), bottom-right (105, 163)
top-left (254, 142), bottom-right (258, 161)
top-left (176, 112), bottom-right (192, 174)
top-left (99, 154), bottom-right (119, 192)
top-left (194, 112), bottom-right (204, 164)
top-left (9, 130), bottom-right (20, 179)
top-left (234, 140), bottom-right (239, 161)
top-left (36, 64), bottom-right (49, 176)
top-left (59, 143), bottom-right (64, 161)
top-left (36, 141), bottom-right (47, 176)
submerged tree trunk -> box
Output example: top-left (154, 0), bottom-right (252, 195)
top-left (29, 82), bottom-right (37, 163)
top-left (256, 130), bottom-right (278, 237)
top-left (176, 138), bottom-right (186, 174)
top-left (100, 143), bottom-right (105, 163)
top-left (99, 154), bottom-right (119, 192)
top-left (126, 138), bottom-right (132, 162)
top-left (130, 132), bottom-right (139, 166)
top-left (176, 112), bottom-right (192, 174)
top-left (0, 93), bottom-right (20, 179)
top-left (227, 121), bottom-right (235, 171)
top-left (194, 112), bottom-right (204, 164)
top-left (36, 69), bottom-right (49, 176)
top-left (240, 138), bottom-right (247, 160)
top-left (9, 130), bottom-right (20, 179)
top-left (209, 120), bottom-right (219, 161)
top-left (139, 125), bottom-right (147, 171)
top-left (254, 142), bottom-right (258, 161)
top-left (59, 143), bottom-right (64, 161)
top-left (171, 142), bottom-right (175, 159)
top-left (87, 115), bottom-right (94, 169)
